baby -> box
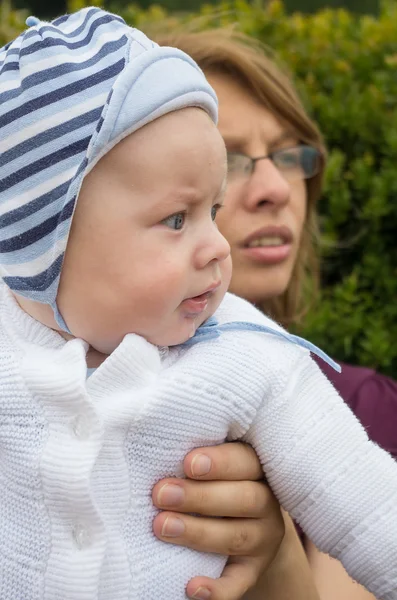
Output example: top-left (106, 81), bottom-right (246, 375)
top-left (0, 8), bottom-right (396, 600)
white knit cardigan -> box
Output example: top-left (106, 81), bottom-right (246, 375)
top-left (0, 285), bottom-right (396, 600)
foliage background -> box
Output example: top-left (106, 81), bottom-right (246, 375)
top-left (5, 0), bottom-right (380, 20)
top-left (1, 0), bottom-right (397, 377)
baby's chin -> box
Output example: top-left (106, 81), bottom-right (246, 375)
top-left (83, 320), bottom-right (198, 354)
top-left (147, 319), bottom-right (201, 348)
top-left (80, 293), bottom-right (225, 352)
top-left (146, 307), bottom-right (218, 348)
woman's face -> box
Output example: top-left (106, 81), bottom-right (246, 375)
top-left (206, 72), bottom-right (307, 305)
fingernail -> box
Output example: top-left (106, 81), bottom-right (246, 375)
top-left (191, 587), bottom-right (211, 599)
top-left (161, 516), bottom-right (185, 537)
top-left (191, 454), bottom-right (212, 477)
top-left (157, 484), bottom-right (185, 507)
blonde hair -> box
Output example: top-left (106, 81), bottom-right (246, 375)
top-left (152, 28), bottom-right (326, 326)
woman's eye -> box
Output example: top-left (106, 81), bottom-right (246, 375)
top-left (161, 212), bottom-right (186, 230)
top-left (211, 204), bottom-right (223, 221)
top-left (276, 150), bottom-right (299, 168)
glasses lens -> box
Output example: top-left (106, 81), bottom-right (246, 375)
top-left (227, 152), bottom-right (252, 180)
top-left (273, 146), bottom-right (321, 181)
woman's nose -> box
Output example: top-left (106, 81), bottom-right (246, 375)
top-left (244, 158), bottom-right (291, 211)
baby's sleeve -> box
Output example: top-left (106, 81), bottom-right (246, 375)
top-left (243, 351), bottom-right (397, 600)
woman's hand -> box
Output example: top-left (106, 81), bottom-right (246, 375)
top-left (243, 512), bottom-right (320, 600)
top-left (152, 442), bottom-right (285, 600)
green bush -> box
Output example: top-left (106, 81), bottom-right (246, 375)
top-left (2, 0), bottom-right (397, 377)
top-left (0, 0), bottom-right (27, 46)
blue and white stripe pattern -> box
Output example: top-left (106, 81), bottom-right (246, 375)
top-left (0, 8), bottom-right (218, 323)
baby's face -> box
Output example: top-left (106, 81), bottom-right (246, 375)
top-left (57, 108), bottom-right (232, 353)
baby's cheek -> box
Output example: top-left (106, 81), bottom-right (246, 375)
top-left (150, 263), bottom-right (186, 295)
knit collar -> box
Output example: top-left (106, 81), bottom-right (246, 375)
top-left (0, 283), bottom-right (66, 351)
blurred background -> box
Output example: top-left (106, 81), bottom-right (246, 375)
top-left (1, 0), bottom-right (396, 378)
top-left (5, 0), bottom-right (381, 19)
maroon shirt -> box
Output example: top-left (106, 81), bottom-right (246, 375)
top-left (317, 358), bottom-right (397, 460)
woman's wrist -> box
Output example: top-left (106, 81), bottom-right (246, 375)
top-left (242, 512), bottom-right (320, 600)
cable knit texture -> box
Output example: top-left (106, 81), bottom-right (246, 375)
top-left (0, 285), bottom-right (396, 599)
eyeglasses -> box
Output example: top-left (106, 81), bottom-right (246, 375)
top-left (227, 145), bottom-right (322, 183)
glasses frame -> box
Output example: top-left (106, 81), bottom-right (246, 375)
top-left (226, 144), bottom-right (322, 182)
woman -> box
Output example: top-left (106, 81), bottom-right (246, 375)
top-left (149, 27), bottom-right (397, 600)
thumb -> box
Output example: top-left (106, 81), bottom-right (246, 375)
top-left (186, 556), bottom-right (262, 600)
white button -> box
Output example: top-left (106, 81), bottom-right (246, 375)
top-left (71, 414), bottom-right (91, 440)
top-left (72, 524), bottom-right (91, 550)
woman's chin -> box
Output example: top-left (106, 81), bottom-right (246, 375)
top-left (229, 272), bottom-right (290, 305)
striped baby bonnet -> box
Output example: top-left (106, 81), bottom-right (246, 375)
top-left (0, 7), bottom-right (218, 324)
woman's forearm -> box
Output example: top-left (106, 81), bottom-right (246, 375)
top-left (305, 539), bottom-right (376, 600)
top-left (243, 512), bottom-right (320, 600)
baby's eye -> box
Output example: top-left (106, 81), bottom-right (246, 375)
top-left (161, 212), bottom-right (186, 230)
top-left (211, 204), bottom-right (223, 221)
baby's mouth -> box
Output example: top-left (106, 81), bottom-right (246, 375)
top-left (181, 291), bottom-right (211, 315)
top-left (181, 280), bottom-right (221, 316)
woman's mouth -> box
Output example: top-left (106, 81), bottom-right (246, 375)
top-left (242, 227), bottom-right (293, 265)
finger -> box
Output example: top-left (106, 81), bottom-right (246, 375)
top-left (152, 512), bottom-right (278, 556)
top-left (186, 557), bottom-right (263, 600)
top-left (184, 443), bottom-right (263, 481)
top-left (152, 478), bottom-right (274, 518)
